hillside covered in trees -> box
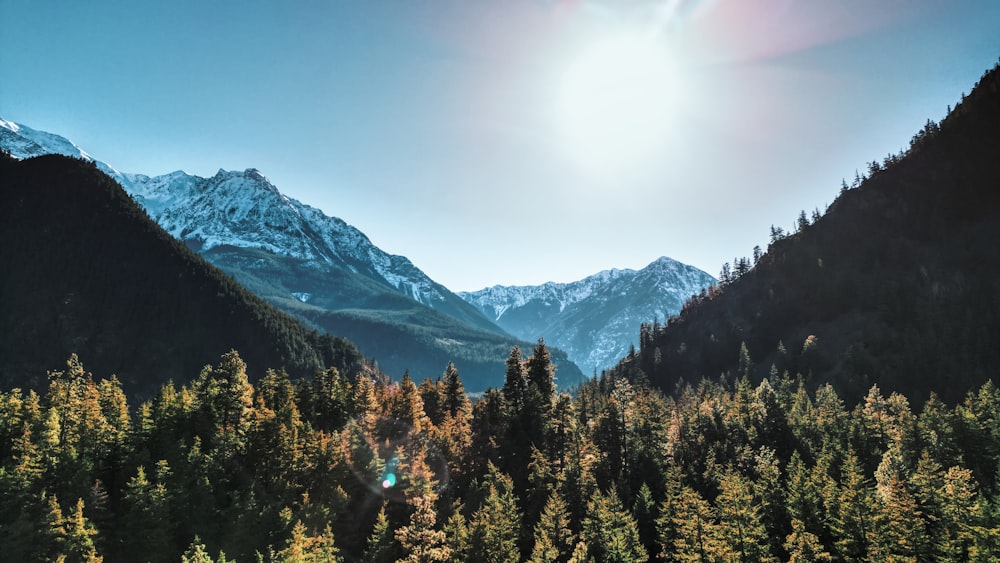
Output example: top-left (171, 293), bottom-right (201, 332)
top-left (617, 60), bottom-right (1000, 405)
top-left (1, 345), bottom-right (998, 562)
top-left (0, 153), bottom-right (366, 397)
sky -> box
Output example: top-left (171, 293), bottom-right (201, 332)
top-left (2, 0), bottom-right (1000, 292)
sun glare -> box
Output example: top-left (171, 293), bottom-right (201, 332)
top-left (557, 33), bottom-right (680, 175)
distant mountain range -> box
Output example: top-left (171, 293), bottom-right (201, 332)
top-left (0, 118), bottom-right (586, 390)
top-left (612, 61), bottom-right (1000, 405)
top-left (461, 257), bottom-right (715, 374)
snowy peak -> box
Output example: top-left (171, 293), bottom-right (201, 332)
top-left (461, 257), bottom-right (716, 373)
top-left (460, 256), bottom-right (701, 322)
top-left (0, 117), bottom-right (456, 307)
top-left (128, 166), bottom-right (447, 304)
top-left (0, 118), bottom-right (130, 187)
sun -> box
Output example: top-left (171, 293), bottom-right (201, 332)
top-left (556, 32), bottom-right (681, 175)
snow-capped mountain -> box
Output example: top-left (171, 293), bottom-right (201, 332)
top-left (461, 257), bottom-right (716, 374)
top-left (126, 167), bottom-right (452, 305)
top-left (0, 118), bottom-right (497, 333)
top-left (0, 117), bottom-right (578, 390)
top-left (0, 118), bottom-right (131, 187)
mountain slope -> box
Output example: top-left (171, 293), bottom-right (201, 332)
top-left (0, 153), bottom-right (365, 396)
top-left (462, 257), bottom-right (715, 373)
top-left (0, 121), bottom-right (585, 390)
top-left (122, 167), bottom-right (501, 334)
top-left (613, 61), bottom-right (1000, 405)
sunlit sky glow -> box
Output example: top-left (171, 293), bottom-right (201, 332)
top-left (2, 1), bottom-right (999, 291)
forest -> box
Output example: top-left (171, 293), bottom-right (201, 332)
top-left (628, 60), bottom-right (1000, 407)
top-left (4, 52), bottom-right (1000, 563)
top-left (1, 340), bottom-right (998, 562)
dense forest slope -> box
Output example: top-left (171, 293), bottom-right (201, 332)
top-left (616, 62), bottom-right (1000, 404)
top-left (0, 153), bottom-right (365, 396)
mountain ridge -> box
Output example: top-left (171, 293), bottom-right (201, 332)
top-left (611, 60), bottom-right (1000, 404)
top-left (0, 152), bottom-right (366, 396)
top-left (0, 119), bottom-right (586, 390)
top-left (461, 256), bottom-right (715, 374)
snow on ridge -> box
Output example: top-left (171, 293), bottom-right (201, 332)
top-left (0, 117), bottom-right (131, 188)
top-left (0, 117), bottom-right (462, 310)
top-left (464, 257), bottom-right (712, 321)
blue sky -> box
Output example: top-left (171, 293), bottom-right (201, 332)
top-left (2, 1), bottom-right (999, 291)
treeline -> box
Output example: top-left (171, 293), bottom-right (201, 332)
top-left (1, 344), bottom-right (999, 562)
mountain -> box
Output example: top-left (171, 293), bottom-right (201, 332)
top-left (460, 257), bottom-right (715, 374)
top-left (0, 118), bottom-right (131, 185)
top-left (612, 62), bottom-right (1000, 405)
top-left (122, 166), bottom-right (504, 334)
top-left (0, 152), bottom-right (365, 397)
top-left (0, 121), bottom-right (585, 390)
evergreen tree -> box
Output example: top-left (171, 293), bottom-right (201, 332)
top-left (468, 464), bottom-right (522, 563)
top-left (442, 362), bottom-right (469, 420)
top-left (869, 447), bottom-right (929, 562)
top-left (831, 447), bottom-right (874, 561)
top-left (671, 486), bottom-right (717, 563)
top-left (195, 351), bottom-right (254, 454)
top-left (273, 521), bottom-right (340, 563)
top-left (180, 536), bottom-right (216, 563)
top-left (531, 489), bottom-right (576, 563)
top-left (387, 372), bottom-right (428, 437)
top-left (360, 504), bottom-right (396, 563)
top-left (714, 470), bottom-right (775, 562)
top-left (442, 502), bottom-right (471, 563)
top-left (59, 497), bottom-right (103, 563)
top-left (580, 488), bottom-right (647, 563)
top-left (632, 483), bottom-right (658, 557)
top-left (502, 347), bottom-right (526, 414)
top-left (785, 452), bottom-right (824, 544)
top-left (396, 495), bottom-right (450, 562)
top-left (784, 518), bottom-right (833, 563)
top-left (526, 339), bottom-right (556, 402)
top-left (121, 464), bottom-right (172, 562)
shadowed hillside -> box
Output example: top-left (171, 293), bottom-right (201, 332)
top-left (0, 153), bottom-right (365, 396)
top-left (615, 61), bottom-right (1000, 404)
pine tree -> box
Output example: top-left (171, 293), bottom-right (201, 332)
top-left (442, 362), bottom-right (469, 420)
top-left (273, 520), bottom-right (340, 563)
top-left (361, 504), bottom-right (396, 563)
top-left (502, 346), bottom-right (526, 414)
top-left (442, 502), bottom-right (470, 562)
top-left (632, 483), bottom-right (657, 557)
top-left (388, 372), bottom-right (428, 437)
top-left (671, 486), bottom-right (717, 563)
top-left (784, 518), bottom-right (832, 563)
top-left (526, 339), bottom-right (556, 401)
top-left (869, 447), bottom-right (929, 562)
top-left (195, 351), bottom-right (254, 454)
top-left (531, 489), bottom-right (576, 562)
top-left (395, 495), bottom-right (450, 562)
top-left (305, 366), bottom-right (351, 431)
top-left (786, 452), bottom-right (823, 542)
top-left (831, 447), bottom-right (874, 561)
top-left (938, 465), bottom-right (983, 562)
top-left (655, 464), bottom-right (685, 560)
top-left (121, 464), bottom-right (172, 562)
top-left (419, 377), bottom-right (445, 427)
top-left (714, 470), bottom-right (775, 562)
top-left (181, 536), bottom-right (216, 563)
top-left (580, 488), bottom-right (647, 563)
top-left (469, 464), bottom-right (522, 563)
